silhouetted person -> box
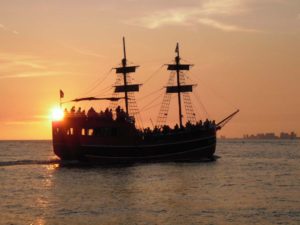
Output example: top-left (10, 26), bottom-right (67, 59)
top-left (204, 119), bottom-right (209, 129)
top-left (105, 108), bottom-right (113, 120)
top-left (76, 107), bottom-right (82, 117)
top-left (64, 108), bottom-right (69, 117)
top-left (87, 107), bottom-right (97, 118)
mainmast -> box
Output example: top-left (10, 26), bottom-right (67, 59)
top-left (175, 44), bottom-right (183, 128)
top-left (114, 37), bottom-right (140, 115)
top-left (122, 37), bottom-right (129, 114)
top-left (166, 43), bottom-right (193, 128)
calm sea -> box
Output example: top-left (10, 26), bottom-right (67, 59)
top-left (0, 140), bottom-right (299, 225)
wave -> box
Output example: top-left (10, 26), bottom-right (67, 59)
top-left (0, 159), bottom-right (61, 167)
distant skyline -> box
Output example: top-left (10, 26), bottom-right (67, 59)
top-left (0, 0), bottom-right (300, 139)
top-left (243, 131), bottom-right (298, 140)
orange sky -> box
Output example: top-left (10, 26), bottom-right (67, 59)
top-left (0, 0), bottom-right (300, 139)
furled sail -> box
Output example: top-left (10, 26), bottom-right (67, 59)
top-left (71, 97), bottom-right (123, 102)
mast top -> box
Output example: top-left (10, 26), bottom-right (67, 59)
top-left (167, 43), bottom-right (192, 71)
top-left (175, 42), bottom-right (180, 64)
top-left (114, 37), bottom-right (139, 74)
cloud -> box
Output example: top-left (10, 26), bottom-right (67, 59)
top-left (125, 0), bottom-right (259, 32)
top-left (0, 71), bottom-right (68, 79)
top-left (14, 61), bottom-right (46, 69)
top-left (69, 47), bottom-right (105, 58)
top-left (60, 43), bottom-right (105, 58)
top-left (0, 23), bottom-right (19, 35)
top-left (127, 8), bottom-right (196, 29)
top-left (0, 54), bottom-right (43, 74)
top-left (0, 53), bottom-right (70, 79)
top-left (2, 114), bottom-right (48, 125)
top-left (198, 18), bottom-right (258, 32)
top-left (200, 0), bottom-right (246, 16)
top-left (4, 119), bottom-right (45, 125)
top-left (4, 121), bottom-right (40, 125)
top-left (0, 53), bottom-right (44, 65)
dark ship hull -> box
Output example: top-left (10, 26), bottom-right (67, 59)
top-left (52, 120), bottom-right (216, 164)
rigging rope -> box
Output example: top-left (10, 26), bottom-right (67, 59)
top-left (188, 70), bottom-right (238, 110)
top-left (140, 92), bottom-right (164, 111)
top-left (80, 68), bottom-right (113, 96)
top-left (142, 65), bottom-right (164, 85)
top-left (142, 96), bottom-right (175, 112)
top-left (95, 86), bottom-right (114, 97)
top-left (137, 87), bottom-right (164, 101)
top-left (192, 92), bottom-right (209, 119)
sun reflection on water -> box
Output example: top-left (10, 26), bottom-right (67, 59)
top-left (46, 163), bottom-right (60, 171)
top-left (30, 217), bottom-right (46, 225)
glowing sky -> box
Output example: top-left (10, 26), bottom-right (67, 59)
top-left (0, 0), bottom-right (299, 139)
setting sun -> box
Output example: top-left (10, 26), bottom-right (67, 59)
top-left (51, 107), bottom-right (64, 121)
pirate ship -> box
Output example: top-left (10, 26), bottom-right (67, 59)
top-left (52, 38), bottom-right (239, 163)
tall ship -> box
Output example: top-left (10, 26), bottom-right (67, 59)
top-left (52, 38), bottom-right (239, 163)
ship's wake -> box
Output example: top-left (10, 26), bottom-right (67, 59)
top-left (0, 156), bottom-right (220, 168)
top-left (0, 159), bottom-right (61, 167)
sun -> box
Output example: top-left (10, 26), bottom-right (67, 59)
top-left (51, 107), bottom-right (64, 121)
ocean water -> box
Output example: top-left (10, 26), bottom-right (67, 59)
top-left (0, 140), bottom-right (299, 225)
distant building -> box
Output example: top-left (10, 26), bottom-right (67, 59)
top-left (265, 133), bottom-right (276, 139)
top-left (280, 132), bottom-right (297, 139)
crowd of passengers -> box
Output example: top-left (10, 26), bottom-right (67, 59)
top-left (142, 119), bottom-right (217, 137)
top-left (64, 106), bottom-right (131, 122)
top-left (63, 106), bottom-right (217, 135)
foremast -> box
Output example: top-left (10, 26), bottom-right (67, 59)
top-left (166, 43), bottom-right (193, 128)
top-left (114, 37), bottom-right (140, 115)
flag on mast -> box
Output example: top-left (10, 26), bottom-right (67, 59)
top-left (60, 89), bottom-right (64, 98)
top-left (175, 43), bottom-right (179, 53)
